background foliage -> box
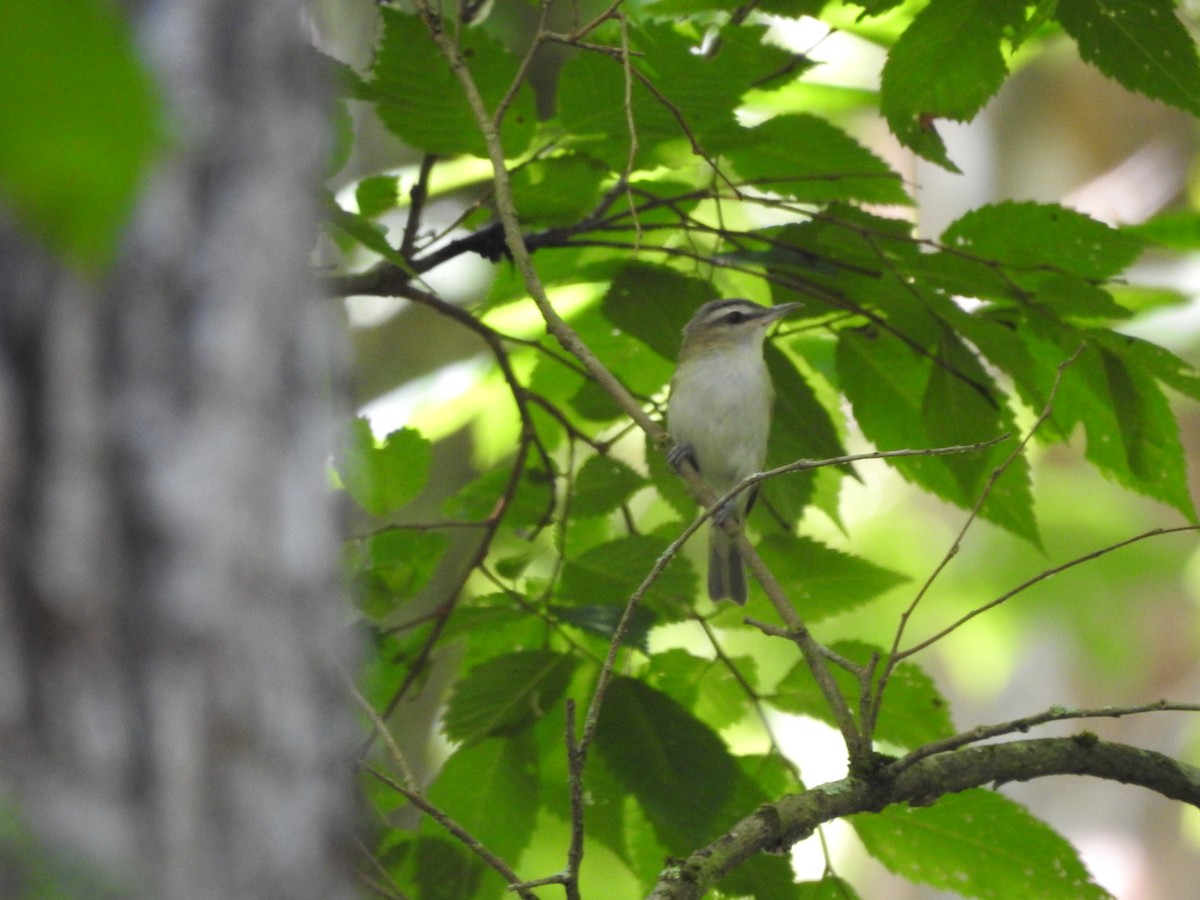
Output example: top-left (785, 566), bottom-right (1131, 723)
top-left (322, 1), bottom-right (1200, 898)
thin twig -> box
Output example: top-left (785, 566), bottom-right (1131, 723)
top-left (354, 834), bottom-right (413, 900)
top-left (896, 525), bottom-right (1200, 661)
top-left (363, 283), bottom-right (543, 741)
top-left (364, 764), bottom-right (540, 900)
top-left (345, 672), bottom-right (418, 788)
top-left (865, 345), bottom-right (1084, 739)
top-left (894, 347), bottom-right (1081, 650)
top-left (891, 700), bottom-right (1200, 775)
top-left (564, 699), bottom-right (585, 900)
top-left (400, 154), bottom-right (437, 259)
top-left (617, 10), bottom-right (640, 242)
top-left (493, 0), bottom-right (553, 126)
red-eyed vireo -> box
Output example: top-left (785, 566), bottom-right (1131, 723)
top-left (667, 299), bottom-right (801, 604)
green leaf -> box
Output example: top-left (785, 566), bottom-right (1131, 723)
top-left (325, 202), bottom-right (414, 272)
top-left (573, 296), bottom-right (678, 399)
top-left (721, 855), bottom-right (805, 900)
top-left (1056, 0), bottom-right (1200, 115)
top-left (410, 837), bottom-right (481, 900)
top-left (355, 174), bottom-right (399, 217)
top-left (647, 431), bottom-right (696, 521)
top-left (941, 202), bottom-right (1145, 283)
top-left (871, 657), bottom-right (956, 750)
top-left (441, 601), bottom-right (530, 643)
top-left (559, 21), bottom-right (774, 169)
top-left (774, 642), bottom-right (954, 749)
top-left (367, 9), bottom-right (535, 158)
top-left (762, 345), bottom-right (851, 523)
top-left (339, 419), bottom-right (432, 516)
top-left (558, 535), bottom-right (697, 614)
top-left (851, 789), bottom-right (1108, 899)
top-left (1088, 330), bottom-right (1200, 403)
top-left (1125, 210), bottom-right (1200, 250)
top-left (881, 0), bottom-right (1027, 170)
top-left (455, 605), bottom-right (548, 674)
top-left (796, 877), bottom-right (862, 899)
top-left (921, 330), bottom-right (1038, 545)
top-left (443, 461), bottom-right (555, 530)
top-left (837, 328), bottom-right (1034, 540)
top-left (443, 650), bottom-right (578, 746)
top-left (1031, 273), bottom-right (1130, 319)
top-left (758, 535), bottom-right (908, 623)
top-left (1084, 345), bottom-right (1196, 520)
top-left (601, 263), bottom-right (717, 362)
top-left (0, 0), bottom-right (161, 270)
top-left (424, 735), bottom-right (538, 878)
top-left (548, 603), bottom-right (657, 652)
top-left (572, 455), bottom-right (649, 517)
top-left (510, 154), bottom-right (609, 227)
top-left (648, 648), bottom-right (756, 730)
top-left (717, 114), bottom-right (909, 205)
top-left (595, 677), bottom-right (739, 850)
top-left (356, 530), bottom-right (449, 618)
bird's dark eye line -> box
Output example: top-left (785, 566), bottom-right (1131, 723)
top-left (724, 312), bottom-right (747, 324)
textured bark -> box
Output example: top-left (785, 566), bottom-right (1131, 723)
top-left (648, 737), bottom-right (1200, 900)
top-left (0, 3), bottom-right (356, 898)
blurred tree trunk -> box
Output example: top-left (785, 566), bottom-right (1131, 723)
top-left (0, 2), bottom-right (357, 898)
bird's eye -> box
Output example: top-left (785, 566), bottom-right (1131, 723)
top-left (724, 311), bottom-right (747, 325)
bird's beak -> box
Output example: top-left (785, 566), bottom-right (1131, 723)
top-left (761, 302), bottom-right (802, 324)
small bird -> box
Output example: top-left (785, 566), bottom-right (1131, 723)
top-left (667, 298), bottom-right (801, 604)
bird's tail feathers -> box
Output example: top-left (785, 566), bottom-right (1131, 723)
top-left (708, 526), bottom-right (747, 605)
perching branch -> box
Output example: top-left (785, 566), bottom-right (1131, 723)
top-left (892, 700), bottom-right (1200, 774)
top-left (648, 736), bottom-right (1200, 900)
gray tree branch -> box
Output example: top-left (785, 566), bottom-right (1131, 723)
top-left (649, 737), bottom-right (1200, 899)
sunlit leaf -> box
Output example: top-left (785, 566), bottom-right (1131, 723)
top-left (558, 534), bottom-right (697, 614)
top-left (1056, 0), bottom-right (1200, 115)
top-left (0, 0), bottom-right (161, 270)
top-left (718, 114), bottom-right (909, 204)
top-left (796, 876), bottom-right (863, 899)
top-left (759, 535), bottom-right (908, 622)
top-left (774, 641), bottom-right (954, 749)
top-left (339, 419), bottom-right (431, 517)
top-left (424, 735), bottom-right (539, 870)
top-left (443, 462), bottom-right (555, 530)
top-left (355, 174), bottom-right (399, 218)
top-left (443, 650), bottom-right (578, 745)
top-left (648, 648), bottom-right (756, 730)
top-left (941, 202), bottom-right (1145, 282)
top-left (511, 154), bottom-right (609, 227)
top-left (921, 331), bottom-right (1037, 545)
top-left (357, 530), bottom-right (448, 618)
top-left (881, 0), bottom-right (1027, 170)
top-left (851, 789), bottom-right (1108, 899)
top-left (366, 8), bottom-right (535, 158)
top-left (573, 454), bottom-right (650, 517)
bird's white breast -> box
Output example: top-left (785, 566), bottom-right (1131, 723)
top-left (668, 340), bottom-right (773, 494)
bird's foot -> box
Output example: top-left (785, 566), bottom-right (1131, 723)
top-left (712, 500), bottom-right (737, 527)
top-left (667, 442), bottom-right (697, 472)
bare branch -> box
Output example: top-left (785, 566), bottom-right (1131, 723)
top-left (364, 765), bottom-right (540, 900)
top-left (399, 153), bottom-right (437, 259)
top-left (888, 345), bottom-right (1083, 657)
top-left (648, 737), bottom-right (1200, 899)
top-left (896, 524), bottom-right (1200, 661)
top-left (893, 700), bottom-right (1200, 774)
